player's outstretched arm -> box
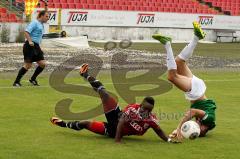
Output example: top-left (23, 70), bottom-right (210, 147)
top-left (152, 126), bottom-right (169, 142)
top-left (115, 114), bottom-right (127, 143)
top-left (172, 108), bottom-right (205, 139)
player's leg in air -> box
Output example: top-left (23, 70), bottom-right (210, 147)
top-left (51, 64), bottom-right (121, 137)
top-left (152, 22), bottom-right (216, 139)
top-left (152, 22), bottom-right (206, 94)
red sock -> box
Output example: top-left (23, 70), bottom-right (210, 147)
top-left (87, 121), bottom-right (106, 135)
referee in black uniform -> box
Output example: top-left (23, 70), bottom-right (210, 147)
top-left (13, 0), bottom-right (49, 86)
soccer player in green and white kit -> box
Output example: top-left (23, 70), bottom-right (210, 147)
top-left (152, 22), bottom-right (216, 140)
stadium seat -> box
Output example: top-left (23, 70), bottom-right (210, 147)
top-left (76, 4), bottom-right (83, 9)
top-left (53, 0), bottom-right (60, 3)
top-left (82, 4), bottom-right (89, 9)
top-left (54, 4), bottom-right (62, 8)
top-left (96, 5), bottom-right (103, 10)
top-left (93, 0), bottom-right (100, 5)
top-left (80, 0), bottom-right (87, 3)
top-left (89, 4), bottom-right (96, 9)
top-left (60, 0), bottom-right (67, 3)
top-left (34, 0), bottom-right (231, 15)
top-left (108, 6), bottom-right (115, 10)
top-left (0, 8), bottom-right (7, 13)
top-left (103, 6), bottom-right (109, 10)
top-left (61, 3), bottom-right (69, 9)
top-left (68, 0), bottom-right (74, 3)
top-left (9, 13), bottom-right (17, 19)
top-left (0, 6), bottom-right (22, 23)
top-left (68, 3), bottom-right (76, 9)
top-left (202, 0), bottom-right (240, 15)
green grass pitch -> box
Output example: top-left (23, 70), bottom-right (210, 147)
top-left (0, 43), bottom-right (240, 159)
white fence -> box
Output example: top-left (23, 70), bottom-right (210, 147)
top-left (33, 8), bottom-right (240, 30)
top-left (1, 9), bottom-right (240, 42)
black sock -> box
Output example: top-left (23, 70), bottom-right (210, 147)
top-left (89, 78), bottom-right (105, 91)
top-left (14, 67), bottom-right (28, 83)
top-left (31, 66), bottom-right (44, 81)
top-left (87, 76), bottom-right (96, 82)
top-left (82, 72), bottom-right (90, 79)
top-left (58, 121), bottom-right (67, 127)
top-left (82, 74), bottom-right (105, 92)
top-left (66, 121), bottom-right (84, 131)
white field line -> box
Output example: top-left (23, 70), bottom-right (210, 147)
top-left (0, 79), bottom-right (239, 89)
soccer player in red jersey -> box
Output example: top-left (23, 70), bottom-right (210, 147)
top-left (51, 64), bottom-right (175, 143)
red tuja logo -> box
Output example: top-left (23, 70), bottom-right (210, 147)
top-left (198, 16), bottom-right (214, 26)
top-left (137, 13), bottom-right (155, 24)
top-left (68, 11), bottom-right (88, 23)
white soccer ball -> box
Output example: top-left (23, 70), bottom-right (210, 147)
top-left (181, 121), bottom-right (200, 140)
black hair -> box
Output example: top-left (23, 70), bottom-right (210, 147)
top-left (38, 10), bottom-right (47, 18)
top-left (144, 96), bottom-right (155, 106)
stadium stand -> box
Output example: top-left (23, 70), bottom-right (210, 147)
top-left (201, 0), bottom-right (240, 16)
top-left (1, 0), bottom-right (238, 23)
top-left (37, 0), bottom-right (221, 15)
top-left (0, 7), bottom-right (23, 22)
top-left (0, 1), bottom-right (23, 22)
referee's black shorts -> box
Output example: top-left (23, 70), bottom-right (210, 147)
top-left (23, 41), bottom-right (44, 63)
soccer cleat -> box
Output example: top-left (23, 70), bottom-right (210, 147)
top-left (13, 82), bottom-right (22, 87)
top-left (193, 21), bottom-right (206, 40)
top-left (50, 117), bottom-right (66, 127)
top-left (29, 79), bottom-right (40, 86)
top-left (79, 63), bottom-right (89, 77)
top-left (152, 34), bottom-right (172, 45)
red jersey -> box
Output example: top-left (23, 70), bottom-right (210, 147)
top-left (122, 104), bottom-right (159, 136)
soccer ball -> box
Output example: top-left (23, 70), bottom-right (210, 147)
top-left (181, 121), bottom-right (200, 140)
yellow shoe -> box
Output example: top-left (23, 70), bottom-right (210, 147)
top-left (193, 21), bottom-right (206, 40)
top-left (152, 34), bottom-right (172, 45)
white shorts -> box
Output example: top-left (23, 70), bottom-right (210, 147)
top-left (185, 75), bottom-right (206, 101)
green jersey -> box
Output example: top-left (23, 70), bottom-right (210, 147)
top-left (191, 99), bottom-right (216, 130)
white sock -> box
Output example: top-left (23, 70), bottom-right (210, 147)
top-left (164, 42), bottom-right (177, 70)
top-left (178, 35), bottom-right (199, 61)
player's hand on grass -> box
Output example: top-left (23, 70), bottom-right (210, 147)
top-left (169, 129), bottom-right (177, 138)
top-left (176, 128), bottom-right (184, 141)
top-left (169, 129), bottom-right (182, 143)
top-left (168, 138), bottom-right (181, 144)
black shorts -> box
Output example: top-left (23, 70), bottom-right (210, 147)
top-left (23, 41), bottom-right (44, 63)
top-left (104, 106), bottom-right (122, 138)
